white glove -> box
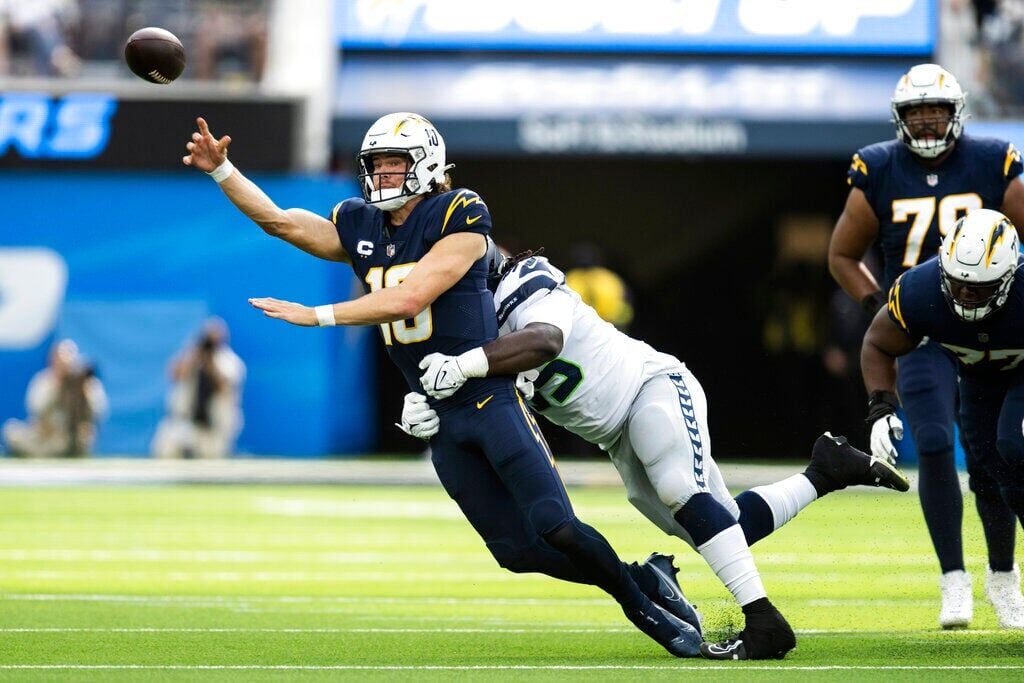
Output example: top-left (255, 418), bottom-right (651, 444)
top-left (395, 392), bottom-right (439, 440)
top-left (515, 369), bottom-right (539, 401)
top-left (418, 348), bottom-right (488, 400)
top-left (869, 413), bottom-right (904, 464)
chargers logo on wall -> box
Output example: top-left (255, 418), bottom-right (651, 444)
top-left (0, 93), bottom-right (117, 159)
top-left (0, 249), bottom-right (67, 349)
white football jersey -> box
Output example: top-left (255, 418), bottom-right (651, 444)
top-left (493, 256), bottom-right (681, 448)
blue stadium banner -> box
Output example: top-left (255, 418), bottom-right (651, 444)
top-left (335, 0), bottom-right (935, 55)
top-left (0, 172), bottom-right (373, 457)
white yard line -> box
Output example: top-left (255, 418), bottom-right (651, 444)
top-left (0, 665), bottom-right (1020, 671)
top-left (0, 627), bottom-right (1012, 636)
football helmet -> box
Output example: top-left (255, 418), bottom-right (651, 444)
top-left (891, 64), bottom-right (966, 159)
top-left (939, 209), bottom-right (1020, 321)
top-left (357, 112), bottom-right (453, 211)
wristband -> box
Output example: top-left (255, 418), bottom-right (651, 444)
top-left (207, 159), bottom-right (235, 183)
top-left (860, 291), bottom-right (887, 315)
top-left (314, 304), bottom-right (336, 327)
top-left (456, 347), bottom-right (489, 378)
top-left (866, 390), bottom-right (899, 424)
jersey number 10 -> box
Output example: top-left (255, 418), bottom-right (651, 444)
top-left (364, 264), bottom-right (433, 345)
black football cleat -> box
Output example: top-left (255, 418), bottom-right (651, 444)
top-left (624, 598), bottom-right (702, 658)
top-left (807, 432), bottom-right (910, 493)
top-left (700, 605), bottom-right (796, 660)
top-left (639, 553), bottom-right (703, 636)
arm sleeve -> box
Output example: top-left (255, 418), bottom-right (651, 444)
top-left (509, 287), bottom-right (576, 342)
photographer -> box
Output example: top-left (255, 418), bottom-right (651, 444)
top-left (2, 339), bottom-right (107, 457)
top-left (151, 317), bottom-right (245, 459)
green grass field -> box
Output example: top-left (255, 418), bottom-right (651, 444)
top-left (0, 481), bottom-right (1021, 681)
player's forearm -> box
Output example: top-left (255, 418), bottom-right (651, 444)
top-left (216, 169), bottom-right (292, 235)
top-left (829, 253), bottom-right (882, 304)
top-left (328, 287), bottom-right (423, 326)
top-left (483, 327), bottom-right (562, 376)
top-left (860, 340), bottom-right (898, 395)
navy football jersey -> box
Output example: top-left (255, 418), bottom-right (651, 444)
top-left (330, 189), bottom-right (508, 399)
top-left (848, 134), bottom-right (1023, 289)
top-left (887, 255), bottom-right (1024, 376)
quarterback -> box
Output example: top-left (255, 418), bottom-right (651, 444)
top-left (183, 113), bottom-right (701, 657)
top-left (863, 208), bottom-right (1024, 629)
top-left (409, 245), bottom-right (909, 660)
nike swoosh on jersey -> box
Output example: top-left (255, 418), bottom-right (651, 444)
top-left (466, 215), bottom-right (483, 225)
top-left (476, 395), bottom-right (494, 409)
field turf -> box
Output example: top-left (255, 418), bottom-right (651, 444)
top-left (0, 481), bottom-right (1021, 681)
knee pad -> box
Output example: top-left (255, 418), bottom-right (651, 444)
top-left (914, 423), bottom-right (954, 456)
top-left (485, 539), bottom-right (533, 573)
top-left (525, 498), bottom-right (573, 537)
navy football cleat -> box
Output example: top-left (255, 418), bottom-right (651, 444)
top-left (640, 553), bottom-right (703, 636)
top-left (807, 432), bottom-right (910, 493)
top-left (699, 605), bottom-right (795, 660)
top-left (624, 598), bottom-right (702, 658)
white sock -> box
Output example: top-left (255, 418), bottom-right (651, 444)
top-left (749, 474), bottom-right (819, 532)
top-left (697, 524), bottom-right (767, 606)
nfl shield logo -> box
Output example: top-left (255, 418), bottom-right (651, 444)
top-left (386, 244), bottom-right (396, 257)
top-left (926, 173), bottom-right (939, 187)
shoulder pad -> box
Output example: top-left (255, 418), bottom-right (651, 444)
top-left (330, 197), bottom-right (371, 225)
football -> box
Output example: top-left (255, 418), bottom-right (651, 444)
top-left (124, 27), bottom-right (186, 84)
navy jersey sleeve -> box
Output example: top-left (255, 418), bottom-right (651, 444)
top-left (886, 273), bottom-right (913, 335)
top-left (846, 150), bottom-right (870, 192)
top-left (845, 143), bottom-right (891, 208)
top-left (328, 197), bottom-right (368, 254)
top-left (425, 189), bottom-right (492, 243)
top-left (886, 266), bottom-right (935, 341)
top-left (1002, 141), bottom-right (1023, 183)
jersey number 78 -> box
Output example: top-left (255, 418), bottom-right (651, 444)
top-left (892, 193), bottom-right (981, 267)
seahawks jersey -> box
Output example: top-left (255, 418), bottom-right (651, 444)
top-left (494, 256), bottom-right (679, 447)
top-left (332, 189), bottom-right (507, 401)
top-left (888, 255), bottom-right (1024, 376)
top-left (848, 134), bottom-right (1022, 290)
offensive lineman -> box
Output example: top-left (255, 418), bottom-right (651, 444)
top-left (862, 209), bottom-right (1024, 628)
top-left (829, 63), bottom-right (1024, 628)
top-left (408, 245), bottom-right (910, 660)
top-left (183, 112), bottom-right (702, 657)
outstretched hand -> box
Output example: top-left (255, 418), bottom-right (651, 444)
top-left (249, 297), bottom-right (317, 326)
top-left (183, 117), bottom-right (232, 172)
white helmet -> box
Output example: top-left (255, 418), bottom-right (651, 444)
top-left (939, 209), bottom-right (1020, 321)
top-left (357, 112), bottom-right (452, 211)
top-left (891, 64), bottom-right (966, 159)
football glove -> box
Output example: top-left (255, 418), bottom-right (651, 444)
top-left (515, 369), bottom-right (539, 401)
top-left (866, 390), bottom-right (903, 465)
top-left (396, 392), bottom-right (439, 440)
top-left (418, 348), bottom-right (488, 400)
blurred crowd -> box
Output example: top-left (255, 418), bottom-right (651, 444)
top-left (0, 0), bottom-right (268, 81)
top-left (940, 0), bottom-right (1024, 116)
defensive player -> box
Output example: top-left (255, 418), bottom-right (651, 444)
top-left (182, 113), bottom-right (702, 657)
top-left (409, 245), bottom-right (910, 660)
top-left (829, 63), bottom-right (1024, 627)
top-left (862, 209), bottom-right (1024, 628)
